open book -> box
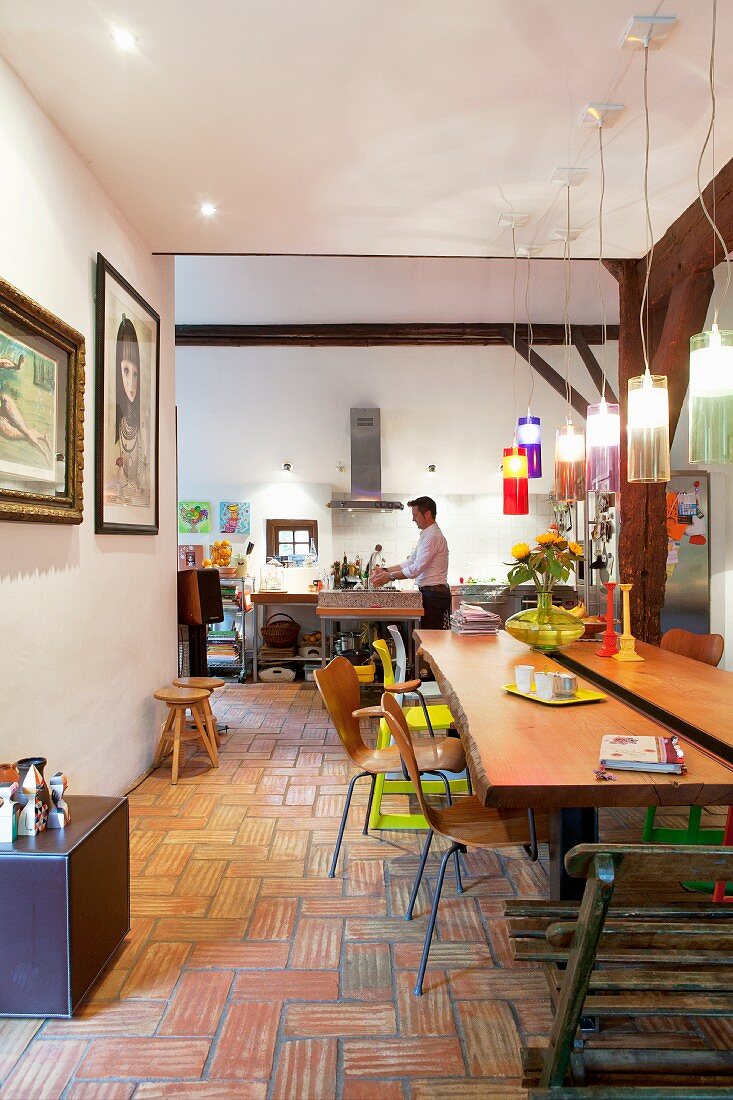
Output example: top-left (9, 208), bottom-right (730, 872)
top-left (599, 734), bottom-right (685, 774)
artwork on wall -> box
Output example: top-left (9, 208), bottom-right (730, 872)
top-left (219, 500), bottom-right (250, 535)
top-left (178, 500), bottom-right (210, 534)
top-left (95, 253), bottom-right (160, 534)
top-left (0, 275), bottom-right (84, 523)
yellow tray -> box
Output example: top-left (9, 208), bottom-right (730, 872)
top-left (503, 683), bottom-right (606, 706)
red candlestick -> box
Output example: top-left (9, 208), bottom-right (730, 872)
top-left (598, 581), bottom-right (618, 657)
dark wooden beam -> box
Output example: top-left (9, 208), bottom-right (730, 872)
top-left (571, 329), bottom-right (618, 405)
top-left (175, 322), bottom-right (619, 348)
top-left (504, 329), bottom-right (592, 420)
top-left (646, 154), bottom-right (733, 307)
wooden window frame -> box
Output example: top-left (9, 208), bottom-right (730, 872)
top-left (266, 519), bottom-right (318, 562)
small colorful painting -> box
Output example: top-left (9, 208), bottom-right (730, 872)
top-left (178, 501), bottom-right (211, 534)
top-left (219, 500), bottom-right (250, 535)
top-left (0, 326), bottom-right (57, 484)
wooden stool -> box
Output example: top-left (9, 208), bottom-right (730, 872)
top-left (153, 686), bottom-right (218, 784)
top-left (174, 676), bottom-right (225, 747)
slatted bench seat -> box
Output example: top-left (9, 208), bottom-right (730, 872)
top-left (505, 844), bottom-right (733, 1097)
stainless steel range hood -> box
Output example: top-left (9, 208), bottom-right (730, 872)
top-left (328, 408), bottom-right (404, 511)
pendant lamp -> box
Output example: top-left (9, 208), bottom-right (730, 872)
top-left (502, 445), bottom-right (529, 515)
top-left (517, 415), bottom-right (542, 478)
top-left (627, 372), bottom-right (670, 482)
top-left (586, 400), bottom-right (620, 492)
top-left (689, 325), bottom-right (733, 463)
top-left (688, 0), bottom-right (733, 463)
top-left (554, 421), bottom-right (585, 501)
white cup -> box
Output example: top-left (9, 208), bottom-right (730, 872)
top-left (514, 665), bottom-right (534, 693)
top-left (534, 672), bottom-right (556, 701)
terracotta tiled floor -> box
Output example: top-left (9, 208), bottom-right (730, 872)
top-left (0, 683), bottom-right (726, 1099)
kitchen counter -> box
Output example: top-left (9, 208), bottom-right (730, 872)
top-left (317, 590), bottom-right (422, 609)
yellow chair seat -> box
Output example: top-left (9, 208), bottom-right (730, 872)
top-left (405, 704), bottom-right (453, 732)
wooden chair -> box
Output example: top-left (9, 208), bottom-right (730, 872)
top-left (313, 657), bottom-right (465, 877)
top-left (660, 627), bottom-right (724, 667)
top-left (645, 630), bottom-right (728, 895)
top-left (386, 624), bottom-right (442, 701)
top-left (506, 843), bottom-right (733, 1095)
top-left (153, 685), bottom-right (218, 784)
top-left (377, 693), bottom-right (548, 995)
top-left (174, 675), bottom-right (225, 746)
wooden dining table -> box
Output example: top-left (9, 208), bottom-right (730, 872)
top-left (415, 629), bottom-right (733, 899)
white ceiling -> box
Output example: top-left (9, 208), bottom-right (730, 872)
top-left (1, 0), bottom-right (731, 259)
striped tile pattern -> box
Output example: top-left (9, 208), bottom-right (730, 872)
top-left (0, 681), bottom-right (724, 1099)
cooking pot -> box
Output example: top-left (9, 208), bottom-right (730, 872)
top-left (334, 631), bottom-right (361, 654)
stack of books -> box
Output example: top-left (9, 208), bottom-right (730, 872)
top-left (207, 629), bottom-right (241, 665)
top-left (450, 603), bottom-right (500, 636)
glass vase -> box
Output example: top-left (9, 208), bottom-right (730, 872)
top-left (504, 591), bottom-right (584, 653)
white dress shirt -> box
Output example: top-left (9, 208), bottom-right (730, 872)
top-left (400, 523), bottom-right (449, 587)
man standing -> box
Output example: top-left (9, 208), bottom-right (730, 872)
top-left (371, 496), bottom-right (451, 629)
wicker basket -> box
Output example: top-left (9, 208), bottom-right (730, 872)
top-left (261, 613), bottom-right (300, 648)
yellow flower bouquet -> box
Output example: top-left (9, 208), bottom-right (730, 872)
top-left (507, 530), bottom-right (583, 594)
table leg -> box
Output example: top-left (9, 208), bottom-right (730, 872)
top-left (320, 619), bottom-right (327, 669)
top-left (253, 604), bottom-right (261, 683)
top-left (549, 807), bottom-right (598, 901)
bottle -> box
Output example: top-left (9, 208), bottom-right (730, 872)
top-left (341, 553), bottom-right (349, 587)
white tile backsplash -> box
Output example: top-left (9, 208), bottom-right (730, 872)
top-left (330, 492), bottom-right (554, 584)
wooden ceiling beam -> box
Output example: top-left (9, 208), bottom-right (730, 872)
top-left (644, 154), bottom-right (733, 307)
top-left (175, 322), bottom-right (618, 348)
top-left (503, 328), bottom-right (592, 420)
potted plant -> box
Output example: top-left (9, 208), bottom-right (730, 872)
top-left (504, 531), bottom-right (585, 652)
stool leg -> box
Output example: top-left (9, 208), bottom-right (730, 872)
top-left (154, 708), bottom-right (175, 767)
top-left (203, 696), bottom-right (220, 749)
top-left (171, 707), bottom-right (183, 785)
top-left (192, 703), bottom-right (218, 768)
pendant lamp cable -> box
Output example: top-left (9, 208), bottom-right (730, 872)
top-left (511, 226), bottom-right (519, 433)
top-left (696, 0), bottom-right (731, 324)
top-left (563, 184), bottom-right (572, 418)
top-left (596, 121), bottom-right (608, 401)
top-left (639, 42), bottom-right (654, 375)
top-left (524, 251), bottom-right (535, 411)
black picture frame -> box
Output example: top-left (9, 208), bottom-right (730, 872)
top-left (95, 253), bottom-right (160, 534)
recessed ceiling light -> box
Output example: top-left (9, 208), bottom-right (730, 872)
top-left (199, 202), bottom-right (217, 217)
top-left (111, 27), bottom-right (137, 52)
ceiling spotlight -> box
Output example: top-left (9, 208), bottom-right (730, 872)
top-left (427, 463), bottom-right (437, 475)
top-left (620, 15), bottom-right (678, 50)
top-left (281, 461), bottom-right (293, 473)
top-left (199, 202), bottom-right (217, 217)
top-left (111, 27), bottom-right (137, 52)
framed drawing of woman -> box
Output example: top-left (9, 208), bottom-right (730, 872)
top-left (95, 254), bottom-right (160, 534)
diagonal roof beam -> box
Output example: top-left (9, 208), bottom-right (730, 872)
top-left (501, 327), bottom-right (591, 420)
top-left (572, 329), bottom-right (618, 405)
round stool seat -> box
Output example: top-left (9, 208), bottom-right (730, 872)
top-left (154, 686), bottom-right (209, 706)
top-left (173, 676), bottom-right (225, 691)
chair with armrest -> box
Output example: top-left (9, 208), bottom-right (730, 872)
top-left (387, 624), bottom-right (442, 701)
top-left (378, 692), bottom-right (547, 996)
top-left (313, 657), bottom-right (466, 877)
top-left (507, 842), bottom-right (733, 1094)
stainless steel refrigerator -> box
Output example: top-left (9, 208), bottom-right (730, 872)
top-left (661, 471), bottom-right (711, 635)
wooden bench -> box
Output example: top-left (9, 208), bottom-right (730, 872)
top-left (505, 844), bottom-right (733, 1097)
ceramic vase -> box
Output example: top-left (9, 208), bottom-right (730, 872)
top-left (504, 591), bottom-right (584, 653)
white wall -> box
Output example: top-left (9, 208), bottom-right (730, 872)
top-left (0, 56), bottom-right (177, 793)
top-left (670, 262), bottom-right (733, 670)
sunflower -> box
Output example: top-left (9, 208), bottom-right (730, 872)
top-left (536, 531), bottom-right (557, 546)
top-left (511, 542), bottom-right (531, 560)
top-left (567, 541), bottom-right (584, 556)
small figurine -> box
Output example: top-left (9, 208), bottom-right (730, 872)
top-left (17, 764), bottom-right (49, 836)
top-left (48, 772), bottom-right (70, 829)
top-left (0, 781), bottom-right (20, 842)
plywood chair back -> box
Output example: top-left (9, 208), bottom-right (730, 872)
top-left (314, 657), bottom-right (370, 763)
top-left (382, 693), bottom-right (441, 831)
top-left (660, 627), bottom-right (724, 667)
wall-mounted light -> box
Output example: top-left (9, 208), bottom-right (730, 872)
top-left (111, 27), bottom-right (137, 52)
top-left (427, 463), bottom-right (437, 474)
top-left (281, 462), bottom-right (293, 473)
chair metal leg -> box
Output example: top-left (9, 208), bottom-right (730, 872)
top-left (415, 690), bottom-right (436, 738)
top-left (429, 770), bottom-right (452, 806)
top-left (453, 844), bottom-right (466, 894)
top-left (329, 770), bottom-right (369, 878)
top-left (406, 828), bottom-right (434, 920)
top-left (362, 773), bottom-right (376, 835)
top-left (466, 768), bottom-right (473, 794)
top-left (523, 808), bottom-right (539, 862)
top-left (414, 842), bottom-right (459, 996)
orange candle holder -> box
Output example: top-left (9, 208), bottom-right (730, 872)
top-left (598, 581), bottom-right (618, 658)
top-left (612, 583), bottom-right (644, 663)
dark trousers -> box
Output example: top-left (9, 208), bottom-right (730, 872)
top-left (419, 585), bottom-right (451, 630)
